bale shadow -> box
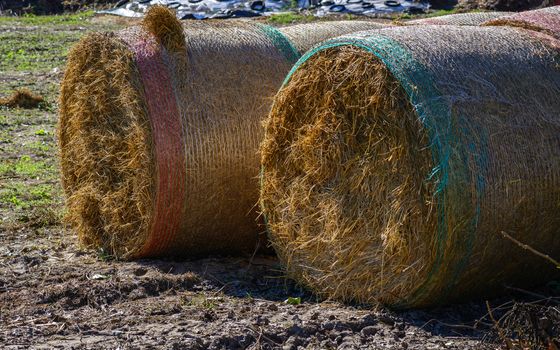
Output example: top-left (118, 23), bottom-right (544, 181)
top-left (136, 254), bottom-right (313, 303)
top-left (134, 254), bottom-right (509, 342)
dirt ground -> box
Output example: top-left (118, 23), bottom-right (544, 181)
top-left (0, 12), bottom-right (558, 350)
top-left (0, 227), bottom-right (492, 349)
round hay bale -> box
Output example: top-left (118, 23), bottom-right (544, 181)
top-left (260, 25), bottom-right (560, 308)
top-left (59, 5), bottom-right (387, 259)
top-left (407, 11), bottom-right (513, 26)
top-left (483, 5), bottom-right (560, 40)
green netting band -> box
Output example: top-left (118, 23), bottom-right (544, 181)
top-left (256, 23), bottom-right (301, 64)
top-left (273, 34), bottom-right (484, 309)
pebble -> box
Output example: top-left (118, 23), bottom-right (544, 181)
top-left (379, 314), bottom-right (396, 327)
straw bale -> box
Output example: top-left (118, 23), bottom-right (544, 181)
top-left (260, 25), bottom-right (560, 308)
top-left (58, 6), bottom-right (387, 259)
top-left (407, 11), bottom-right (513, 25)
top-left (483, 5), bottom-right (560, 40)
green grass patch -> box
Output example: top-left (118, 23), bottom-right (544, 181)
top-left (0, 182), bottom-right (56, 209)
top-left (15, 155), bottom-right (47, 176)
top-left (0, 132), bottom-right (13, 144)
top-left (0, 11), bottom-right (95, 26)
top-left (8, 109), bottom-right (56, 126)
top-left (0, 155), bottom-right (53, 178)
top-left (0, 31), bottom-right (81, 72)
top-left (424, 8), bottom-right (483, 18)
top-left (396, 8), bottom-right (483, 21)
top-left (267, 13), bottom-right (317, 25)
top-left (285, 296), bottom-right (302, 305)
top-left (181, 295), bottom-right (219, 310)
top-left (27, 140), bottom-right (51, 154)
top-left (396, 8), bottom-right (456, 21)
top-left (425, 9), bottom-right (459, 18)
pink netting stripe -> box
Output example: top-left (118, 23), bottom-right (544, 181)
top-left (489, 11), bottom-right (560, 40)
top-left (127, 33), bottom-right (186, 257)
top-left (527, 30), bottom-right (560, 50)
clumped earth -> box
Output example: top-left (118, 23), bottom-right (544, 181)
top-left (0, 11), bottom-right (558, 350)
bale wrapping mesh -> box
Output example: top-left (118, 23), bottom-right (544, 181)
top-left (280, 21), bottom-right (391, 55)
top-left (260, 24), bottom-right (560, 308)
top-left (58, 6), bottom-right (387, 259)
top-left (407, 11), bottom-right (513, 26)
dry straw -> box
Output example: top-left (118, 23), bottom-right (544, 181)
top-left (0, 88), bottom-right (44, 108)
top-left (261, 22), bottom-right (560, 308)
top-left (58, 5), bottom-right (387, 259)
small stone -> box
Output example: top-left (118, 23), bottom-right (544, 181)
top-left (322, 321), bottom-right (336, 331)
top-left (287, 324), bottom-right (304, 336)
top-left (133, 267), bottom-right (148, 276)
top-left (538, 317), bottom-right (552, 330)
top-left (335, 335), bottom-right (343, 344)
top-left (379, 314), bottom-right (395, 327)
top-left (255, 315), bottom-right (269, 325)
top-left (360, 314), bottom-right (377, 326)
top-left (361, 326), bottom-right (378, 337)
